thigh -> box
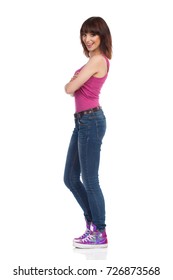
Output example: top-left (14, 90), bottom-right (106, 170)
top-left (64, 126), bottom-right (81, 181)
top-left (78, 112), bottom-right (106, 183)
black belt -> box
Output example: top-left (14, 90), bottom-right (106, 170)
top-left (74, 106), bottom-right (102, 118)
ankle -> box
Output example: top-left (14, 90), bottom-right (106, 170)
top-left (91, 223), bottom-right (106, 233)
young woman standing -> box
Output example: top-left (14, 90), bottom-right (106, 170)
top-left (64, 17), bottom-right (112, 248)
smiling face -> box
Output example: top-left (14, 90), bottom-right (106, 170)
top-left (82, 33), bottom-right (101, 56)
top-left (80, 17), bottom-right (112, 59)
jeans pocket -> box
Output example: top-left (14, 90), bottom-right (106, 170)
top-left (79, 119), bottom-right (87, 126)
top-left (78, 115), bottom-right (90, 126)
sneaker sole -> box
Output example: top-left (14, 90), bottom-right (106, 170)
top-left (73, 242), bottom-right (108, 249)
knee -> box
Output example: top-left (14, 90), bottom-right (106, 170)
top-left (63, 172), bottom-right (76, 191)
top-left (64, 172), bottom-right (70, 189)
top-left (64, 172), bottom-right (82, 192)
top-left (83, 176), bottom-right (100, 192)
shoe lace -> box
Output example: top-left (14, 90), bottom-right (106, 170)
top-left (76, 229), bottom-right (90, 239)
top-left (81, 229), bottom-right (90, 238)
top-left (83, 233), bottom-right (95, 242)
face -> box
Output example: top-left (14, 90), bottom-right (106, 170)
top-left (82, 33), bottom-right (101, 55)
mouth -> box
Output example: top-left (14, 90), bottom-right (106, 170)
top-left (86, 43), bottom-right (94, 49)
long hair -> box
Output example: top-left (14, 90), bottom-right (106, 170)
top-left (80, 17), bottom-right (112, 59)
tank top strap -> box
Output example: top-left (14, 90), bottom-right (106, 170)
top-left (102, 55), bottom-right (110, 73)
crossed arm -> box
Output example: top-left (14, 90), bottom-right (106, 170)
top-left (64, 55), bottom-right (105, 95)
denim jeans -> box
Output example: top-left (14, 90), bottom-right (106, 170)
top-left (64, 109), bottom-right (106, 231)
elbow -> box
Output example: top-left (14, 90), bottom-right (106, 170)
top-left (65, 84), bottom-right (74, 94)
top-left (65, 88), bottom-right (73, 94)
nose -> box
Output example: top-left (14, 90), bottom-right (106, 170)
top-left (85, 34), bottom-right (92, 42)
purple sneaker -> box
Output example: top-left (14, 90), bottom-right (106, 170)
top-left (73, 225), bottom-right (108, 249)
top-left (73, 222), bottom-right (91, 242)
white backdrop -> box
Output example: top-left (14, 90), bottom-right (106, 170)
top-left (0, 0), bottom-right (173, 279)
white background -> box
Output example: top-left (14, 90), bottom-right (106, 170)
top-left (0, 0), bottom-right (173, 279)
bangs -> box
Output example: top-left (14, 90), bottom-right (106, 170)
top-left (80, 22), bottom-right (101, 36)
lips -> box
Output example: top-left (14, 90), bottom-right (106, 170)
top-left (86, 43), bottom-right (93, 48)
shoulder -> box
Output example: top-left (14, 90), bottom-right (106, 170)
top-left (87, 55), bottom-right (107, 69)
top-left (89, 54), bottom-right (106, 63)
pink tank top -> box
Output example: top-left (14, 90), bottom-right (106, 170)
top-left (74, 56), bottom-right (110, 112)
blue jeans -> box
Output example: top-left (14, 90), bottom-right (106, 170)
top-left (64, 109), bottom-right (106, 231)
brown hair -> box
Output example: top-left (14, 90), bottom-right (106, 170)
top-left (80, 17), bottom-right (112, 59)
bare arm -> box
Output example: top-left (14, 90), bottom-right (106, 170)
top-left (65, 55), bottom-right (106, 94)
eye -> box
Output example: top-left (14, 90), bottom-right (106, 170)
top-left (90, 33), bottom-right (96, 37)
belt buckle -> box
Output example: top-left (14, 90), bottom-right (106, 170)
top-left (88, 110), bottom-right (92, 114)
top-left (86, 108), bottom-right (96, 115)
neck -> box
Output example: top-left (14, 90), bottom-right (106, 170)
top-left (89, 50), bottom-right (101, 57)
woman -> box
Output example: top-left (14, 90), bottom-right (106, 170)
top-left (64, 16), bottom-right (112, 249)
